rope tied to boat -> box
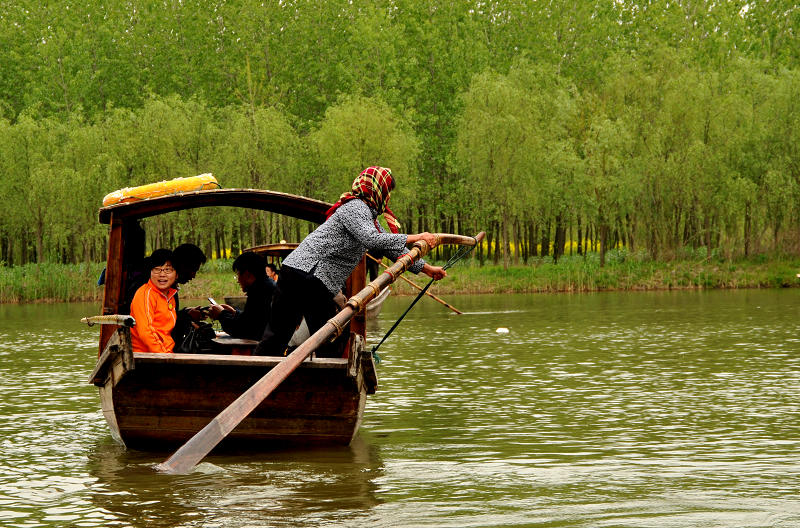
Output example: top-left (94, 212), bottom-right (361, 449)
top-left (371, 237), bottom-right (478, 363)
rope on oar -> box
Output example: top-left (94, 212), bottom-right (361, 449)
top-left (81, 315), bottom-right (136, 327)
top-left (371, 238), bottom-right (478, 363)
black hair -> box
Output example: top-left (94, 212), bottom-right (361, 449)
top-left (148, 248), bottom-right (175, 269)
top-left (173, 243), bottom-right (207, 267)
top-left (265, 263), bottom-right (279, 274)
top-left (233, 252), bottom-right (267, 278)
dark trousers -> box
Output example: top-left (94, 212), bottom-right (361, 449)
top-left (255, 265), bottom-right (339, 356)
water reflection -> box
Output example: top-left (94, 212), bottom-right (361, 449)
top-left (85, 436), bottom-right (383, 527)
top-left (362, 290), bottom-right (800, 527)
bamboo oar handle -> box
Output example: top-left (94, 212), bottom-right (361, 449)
top-left (430, 232), bottom-right (484, 249)
top-left (156, 231), bottom-right (483, 475)
top-left (81, 315), bottom-right (136, 327)
top-left (345, 232), bottom-right (483, 315)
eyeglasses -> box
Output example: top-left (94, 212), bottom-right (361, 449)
top-left (152, 266), bottom-right (176, 275)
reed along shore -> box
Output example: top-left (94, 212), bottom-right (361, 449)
top-left (3, 252), bottom-right (799, 304)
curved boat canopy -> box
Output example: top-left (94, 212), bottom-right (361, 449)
top-left (98, 188), bottom-right (331, 224)
top-left (97, 188), bottom-right (346, 351)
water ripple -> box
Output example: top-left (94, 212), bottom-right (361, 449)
top-left (2, 294), bottom-right (800, 527)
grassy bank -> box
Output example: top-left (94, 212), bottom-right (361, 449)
top-left (0, 262), bottom-right (106, 303)
top-left (3, 251), bottom-right (800, 304)
top-left (174, 251), bottom-right (800, 301)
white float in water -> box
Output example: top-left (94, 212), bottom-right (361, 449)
top-left (496, 327), bottom-right (510, 334)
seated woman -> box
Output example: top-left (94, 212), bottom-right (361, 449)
top-left (130, 249), bottom-right (179, 353)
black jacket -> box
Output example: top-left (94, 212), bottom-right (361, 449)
top-left (217, 277), bottom-right (276, 340)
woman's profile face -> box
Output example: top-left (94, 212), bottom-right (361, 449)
top-left (150, 261), bottom-right (177, 293)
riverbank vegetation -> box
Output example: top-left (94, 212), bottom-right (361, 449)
top-left (4, 252), bottom-right (798, 304)
top-left (1, 2), bottom-right (798, 280)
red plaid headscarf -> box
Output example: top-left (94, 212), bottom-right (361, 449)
top-left (325, 166), bottom-right (401, 233)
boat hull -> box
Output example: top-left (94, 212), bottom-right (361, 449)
top-left (91, 329), bottom-right (377, 450)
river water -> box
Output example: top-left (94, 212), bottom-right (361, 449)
top-left (1, 290), bottom-right (799, 527)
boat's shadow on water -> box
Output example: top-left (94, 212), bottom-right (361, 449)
top-left (85, 434), bottom-right (384, 527)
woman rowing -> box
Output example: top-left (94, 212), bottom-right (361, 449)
top-left (255, 166), bottom-right (445, 356)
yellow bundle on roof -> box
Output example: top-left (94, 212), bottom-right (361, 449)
top-left (102, 174), bottom-right (220, 206)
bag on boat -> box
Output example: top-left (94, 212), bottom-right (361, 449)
top-left (177, 321), bottom-right (216, 354)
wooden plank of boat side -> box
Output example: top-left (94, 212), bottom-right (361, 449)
top-left (89, 327), bottom-right (134, 385)
top-left (133, 352), bottom-right (347, 369)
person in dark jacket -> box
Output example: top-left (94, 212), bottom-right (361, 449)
top-left (207, 252), bottom-right (276, 340)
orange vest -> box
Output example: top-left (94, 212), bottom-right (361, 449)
top-left (130, 279), bottom-right (178, 353)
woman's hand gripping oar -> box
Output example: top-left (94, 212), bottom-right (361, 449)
top-left (366, 253), bottom-right (463, 314)
top-left (155, 232), bottom-right (482, 475)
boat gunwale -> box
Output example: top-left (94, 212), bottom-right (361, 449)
top-left (133, 352), bottom-right (349, 370)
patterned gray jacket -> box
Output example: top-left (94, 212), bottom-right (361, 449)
top-left (282, 199), bottom-right (425, 294)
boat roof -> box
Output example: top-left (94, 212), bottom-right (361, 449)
top-left (98, 188), bottom-right (331, 224)
top-left (244, 242), bottom-right (300, 257)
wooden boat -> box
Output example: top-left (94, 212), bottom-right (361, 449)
top-left (89, 188), bottom-right (378, 449)
top-left (226, 242), bottom-right (391, 320)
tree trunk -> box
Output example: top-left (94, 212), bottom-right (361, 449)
top-left (626, 213), bottom-right (634, 253)
top-left (484, 228), bottom-right (493, 265)
top-left (744, 202), bottom-right (751, 257)
top-left (34, 215), bottom-right (44, 263)
top-left (502, 217), bottom-right (510, 270)
top-left (599, 222), bottom-right (609, 267)
top-left (512, 219), bottom-right (520, 266)
top-left (553, 214), bottom-right (566, 263)
top-left (568, 218), bottom-right (573, 256)
top-left (493, 221), bottom-right (502, 265)
top-left (231, 223), bottom-right (241, 257)
top-left (540, 220), bottom-right (550, 258)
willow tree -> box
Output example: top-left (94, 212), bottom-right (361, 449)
top-left (213, 104), bottom-right (304, 249)
top-left (308, 94), bottom-right (420, 228)
top-left (108, 96), bottom-right (218, 254)
top-left (583, 116), bottom-right (636, 266)
top-left (453, 70), bottom-right (538, 269)
top-left (508, 64), bottom-right (583, 263)
top-left (454, 62), bottom-right (584, 268)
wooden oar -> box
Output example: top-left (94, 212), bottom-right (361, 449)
top-left (156, 232), bottom-right (484, 475)
top-left (366, 253), bottom-right (462, 314)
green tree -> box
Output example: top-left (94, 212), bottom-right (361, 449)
top-left (309, 94), bottom-right (420, 219)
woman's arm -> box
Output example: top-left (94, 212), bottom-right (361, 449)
top-left (406, 232), bottom-right (438, 248)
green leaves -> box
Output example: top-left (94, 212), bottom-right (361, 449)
top-left (310, 95), bottom-right (419, 206)
top-left (1, 0), bottom-right (799, 266)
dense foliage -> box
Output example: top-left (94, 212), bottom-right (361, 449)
top-left (0, 1), bottom-right (798, 267)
